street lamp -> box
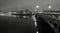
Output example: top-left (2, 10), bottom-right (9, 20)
top-left (35, 5), bottom-right (40, 11)
top-left (48, 5), bottom-right (51, 9)
top-left (35, 5), bottom-right (43, 13)
top-left (36, 5), bottom-right (40, 9)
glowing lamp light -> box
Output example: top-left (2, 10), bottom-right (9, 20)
top-left (35, 5), bottom-right (39, 12)
top-left (36, 31), bottom-right (39, 33)
top-left (36, 5), bottom-right (40, 9)
top-left (48, 5), bottom-right (51, 9)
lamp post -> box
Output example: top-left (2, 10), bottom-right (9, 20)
top-left (35, 5), bottom-right (43, 14)
top-left (35, 5), bottom-right (40, 13)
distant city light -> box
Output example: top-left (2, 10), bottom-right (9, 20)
top-left (23, 16), bottom-right (26, 18)
top-left (48, 5), bottom-right (51, 9)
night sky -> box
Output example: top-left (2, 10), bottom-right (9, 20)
top-left (0, 0), bottom-right (60, 11)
